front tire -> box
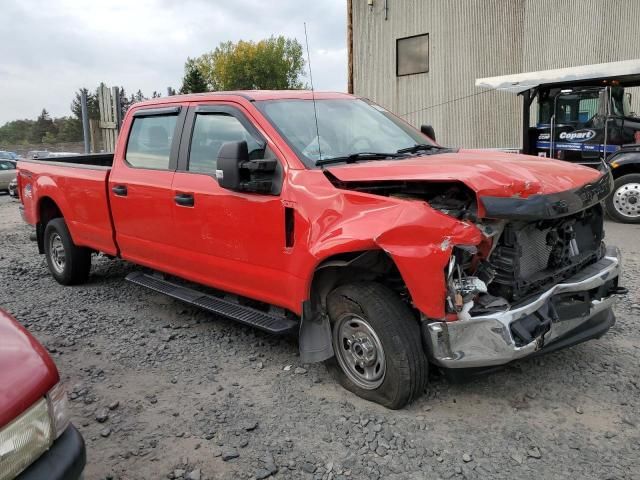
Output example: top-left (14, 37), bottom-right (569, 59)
top-left (325, 282), bottom-right (428, 409)
top-left (605, 173), bottom-right (640, 224)
top-left (43, 218), bottom-right (91, 285)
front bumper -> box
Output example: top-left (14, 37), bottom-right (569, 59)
top-left (17, 425), bottom-right (85, 480)
top-left (423, 246), bottom-right (621, 369)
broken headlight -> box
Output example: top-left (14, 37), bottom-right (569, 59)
top-left (446, 246), bottom-right (486, 312)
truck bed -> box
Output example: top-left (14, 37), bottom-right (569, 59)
top-left (28, 153), bottom-right (114, 167)
top-left (18, 157), bottom-right (118, 256)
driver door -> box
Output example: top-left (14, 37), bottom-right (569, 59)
top-left (169, 103), bottom-right (298, 310)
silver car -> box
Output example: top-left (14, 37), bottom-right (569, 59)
top-left (0, 160), bottom-right (17, 192)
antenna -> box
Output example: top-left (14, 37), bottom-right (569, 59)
top-left (304, 22), bottom-right (322, 160)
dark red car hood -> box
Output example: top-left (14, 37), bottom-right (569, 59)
top-left (0, 309), bottom-right (58, 428)
top-left (326, 150), bottom-right (603, 198)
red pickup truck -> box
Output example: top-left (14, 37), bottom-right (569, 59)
top-left (0, 309), bottom-right (85, 479)
top-left (17, 91), bottom-right (624, 408)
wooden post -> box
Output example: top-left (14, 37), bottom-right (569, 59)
top-left (80, 91), bottom-right (90, 153)
top-left (347, 0), bottom-right (354, 94)
top-left (113, 86), bottom-right (123, 132)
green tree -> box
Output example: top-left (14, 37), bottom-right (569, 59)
top-left (191, 36), bottom-right (306, 91)
top-left (71, 88), bottom-right (100, 120)
top-left (179, 59), bottom-right (208, 94)
top-left (0, 119), bottom-right (35, 144)
top-left (55, 117), bottom-right (83, 142)
top-left (30, 109), bottom-right (56, 143)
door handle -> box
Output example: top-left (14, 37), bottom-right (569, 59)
top-left (174, 193), bottom-right (194, 207)
top-left (112, 185), bottom-right (127, 196)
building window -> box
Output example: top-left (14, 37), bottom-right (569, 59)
top-left (396, 33), bottom-right (429, 76)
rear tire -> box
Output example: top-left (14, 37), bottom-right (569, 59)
top-left (605, 173), bottom-right (640, 224)
top-left (325, 282), bottom-right (428, 409)
top-left (43, 218), bottom-right (91, 285)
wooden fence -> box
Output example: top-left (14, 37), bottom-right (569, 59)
top-left (96, 85), bottom-right (122, 152)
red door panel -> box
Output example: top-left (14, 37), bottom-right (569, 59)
top-left (109, 168), bottom-right (177, 266)
top-left (170, 172), bottom-right (300, 312)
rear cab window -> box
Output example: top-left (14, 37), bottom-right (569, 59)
top-left (125, 113), bottom-right (179, 169)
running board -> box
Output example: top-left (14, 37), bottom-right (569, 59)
top-left (126, 272), bottom-right (298, 334)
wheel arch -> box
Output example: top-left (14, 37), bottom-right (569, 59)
top-left (611, 162), bottom-right (640, 178)
top-left (36, 196), bottom-right (64, 254)
top-left (299, 249), bottom-right (413, 364)
top-left (609, 150), bottom-right (640, 178)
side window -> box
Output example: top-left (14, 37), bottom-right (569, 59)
top-left (125, 114), bottom-right (178, 169)
top-left (0, 161), bottom-right (12, 170)
top-left (188, 113), bottom-right (264, 175)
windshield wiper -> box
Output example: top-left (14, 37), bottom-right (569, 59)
top-left (396, 143), bottom-right (445, 154)
top-left (316, 152), bottom-right (403, 167)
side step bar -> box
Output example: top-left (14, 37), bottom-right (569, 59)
top-left (126, 272), bottom-right (298, 335)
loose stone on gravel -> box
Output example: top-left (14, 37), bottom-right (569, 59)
top-left (95, 409), bottom-right (109, 423)
top-left (186, 469), bottom-right (201, 480)
top-left (221, 449), bottom-right (239, 461)
top-left (527, 447), bottom-right (542, 459)
top-left (243, 420), bottom-right (259, 431)
top-left (301, 462), bottom-right (316, 473)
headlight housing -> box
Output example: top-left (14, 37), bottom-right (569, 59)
top-left (0, 399), bottom-right (53, 480)
top-left (0, 382), bottom-right (69, 480)
top-left (46, 382), bottom-right (70, 439)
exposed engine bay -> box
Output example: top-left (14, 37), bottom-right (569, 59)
top-left (446, 204), bottom-right (606, 318)
top-left (322, 175), bottom-right (479, 221)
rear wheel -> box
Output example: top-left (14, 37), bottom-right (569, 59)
top-left (606, 173), bottom-right (640, 224)
top-left (43, 218), bottom-right (91, 285)
top-left (325, 282), bottom-right (428, 409)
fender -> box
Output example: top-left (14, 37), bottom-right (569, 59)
top-left (304, 197), bottom-right (482, 318)
top-left (297, 191), bottom-right (482, 363)
top-left (609, 147), bottom-right (640, 176)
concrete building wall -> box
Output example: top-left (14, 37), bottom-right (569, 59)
top-left (351, 0), bottom-right (640, 149)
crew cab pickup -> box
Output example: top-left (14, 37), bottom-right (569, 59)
top-left (17, 91), bottom-right (624, 408)
top-left (0, 309), bottom-right (85, 479)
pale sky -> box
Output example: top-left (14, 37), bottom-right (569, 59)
top-left (0, 0), bottom-right (348, 124)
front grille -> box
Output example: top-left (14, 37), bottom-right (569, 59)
top-left (516, 225), bottom-right (554, 279)
top-left (487, 204), bottom-right (605, 303)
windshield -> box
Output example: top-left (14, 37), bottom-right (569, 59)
top-left (538, 88), bottom-right (604, 125)
top-left (256, 98), bottom-right (434, 168)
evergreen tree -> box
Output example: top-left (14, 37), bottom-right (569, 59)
top-left (180, 60), bottom-right (208, 94)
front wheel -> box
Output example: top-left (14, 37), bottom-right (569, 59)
top-left (325, 282), bottom-right (428, 409)
top-left (605, 173), bottom-right (640, 224)
top-left (43, 218), bottom-right (92, 285)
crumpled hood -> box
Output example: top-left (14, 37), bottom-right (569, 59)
top-left (0, 310), bottom-right (58, 428)
top-left (326, 150), bottom-right (603, 198)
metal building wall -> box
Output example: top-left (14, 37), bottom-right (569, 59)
top-left (351, 0), bottom-right (640, 149)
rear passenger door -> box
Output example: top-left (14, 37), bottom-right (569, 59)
top-left (170, 103), bottom-right (298, 310)
top-left (109, 106), bottom-right (186, 268)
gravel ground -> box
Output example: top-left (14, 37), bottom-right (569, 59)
top-left (1, 193), bottom-right (639, 480)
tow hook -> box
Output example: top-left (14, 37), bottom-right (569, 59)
top-left (609, 286), bottom-right (628, 295)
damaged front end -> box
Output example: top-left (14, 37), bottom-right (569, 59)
top-left (322, 169), bottom-right (623, 371)
top-left (426, 198), bottom-right (623, 372)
